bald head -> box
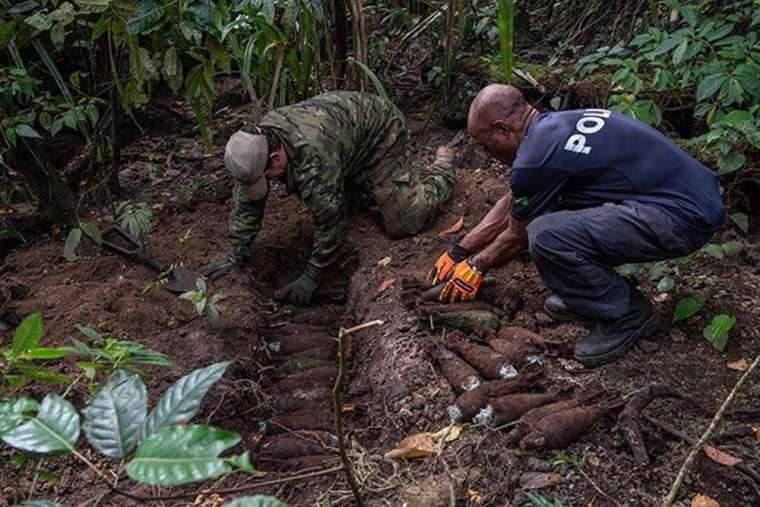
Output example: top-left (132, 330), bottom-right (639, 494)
top-left (467, 84), bottom-right (537, 164)
top-left (468, 84), bottom-right (528, 135)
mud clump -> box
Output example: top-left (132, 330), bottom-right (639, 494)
top-left (520, 405), bottom-right (604, 450)
top-left (287, 306), bottom-right (342, 326)
top-left (274, 366), bottom-right (338, 391)
top-left (275, 358), bottom-right (334, 375)
top-left (430, 347), bottom-right (482, 394)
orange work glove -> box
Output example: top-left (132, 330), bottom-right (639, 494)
top-left (440, 259), bottom-right (485, 303)
top-left (429, 243), bottom-right (472, 285)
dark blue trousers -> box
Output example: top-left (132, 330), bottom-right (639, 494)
top-left (527, 201), bottom-right (718, 320)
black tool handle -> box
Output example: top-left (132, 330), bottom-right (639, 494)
top-left (101, 225), bottom-right (167, 273)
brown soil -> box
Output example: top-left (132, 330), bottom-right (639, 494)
top-left (2, 96), bottom-right (759, 507)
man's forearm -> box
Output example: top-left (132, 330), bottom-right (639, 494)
top-left (472, 217), bottom-right (529, 272)
top-left (459, 192), bottom-right (513, 253)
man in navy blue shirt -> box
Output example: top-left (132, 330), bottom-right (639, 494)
top-left (430, 84), bottom-right (724, 366)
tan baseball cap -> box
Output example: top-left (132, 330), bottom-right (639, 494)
top-left (224, 130), bottom-right (269, 200)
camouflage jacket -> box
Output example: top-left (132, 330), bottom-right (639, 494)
top-left (232, 91), bottom-right (406, 268)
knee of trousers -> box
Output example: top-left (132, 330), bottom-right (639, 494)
top-left (527, 214), bottom-right (568, 261)
top-left (380, 199), bottom-right (435, 238)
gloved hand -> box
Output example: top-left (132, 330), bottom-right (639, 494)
top-left (439, 259), bottom-right (485, 303)
top-left (274, 263), bottom-right (322, 306)
top-left (429, 243), bottom-right (472, 285)
top-left (200, 253), bottom-right (241, 280)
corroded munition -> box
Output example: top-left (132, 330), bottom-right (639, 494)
top-left (520, 405), bottom-right (604, 450)
top-left (274, 366), bottom-right (338, 391)
top-left (447, 364), bottom-right (544, 422)
top-left (476, 391), bottom-right (562, 426)
top-left (504, 398), bottom-right (579, 445)
top-left (447, 341), bottom-right (515, 380)
top-left (430, 347), bottom-right (482, 394)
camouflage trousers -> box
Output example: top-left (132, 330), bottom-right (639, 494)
top-left (354, 120), bottom-right (456, 238)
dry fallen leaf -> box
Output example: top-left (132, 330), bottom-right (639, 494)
top-left (703, 444), bottom-right (742, 466)
top-left (376, 278), bottom-right (396, 295)
top-left (384, 425), bottom-right (463, 460)
top-left (691, 493), bottom-right (720, 507)
top-left (467, 488), bottom-right (484, 505)
top-left (754, 426), bottom-right (760, 444)
top-left (378, 256), bottom-right (392, 267)
top-left (519, 472), bottom-right (564, 490)
top-left (727, 358), bottom-right (750, 371)
top-left (341, 403), bottom-right (356, 413)
top-left (439, 215), bottom-right (464, 236)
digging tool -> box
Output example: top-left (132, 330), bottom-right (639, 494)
top-left (100, 225), bottom-right (203, 294)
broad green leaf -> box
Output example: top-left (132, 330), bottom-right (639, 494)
top-left (653, 35), bottom-right (684, 56)
top-left (673, 297), bottom-right (704, 323)
top-left (696, 73), bottom-right (726, 101)
top-left (141, 362), bottom-right (230, 438)
top-left (225, 451), bottom-right (258, 473)
top-left (127, 0), bottom-right (165, 34)
top-left (21, 347), bottom-right (73, 360)
top-left (74, 0), bottom-right (112, 13)
top-left (703, 243), bottom-right (724, 260)
top-left (83, 370), bottom-right (147, 458)
top-left (15, 365), bottom-right (71, 384)
top-left (717, 152), bottom-right (745, 175)
top-left (730, 212), bottom-right (748, 234)
top-left (672, 39), bottom-right (688, 65)
top-left (15, 124), bottom-right (43, 140)
top-left (549, 97), bottom-right (561, 110)
top-left (127, 424), bottom-right (240, 485)
top-left (0, 398), bottom-right (39, 436)
top-left (656, 276), bottom-right (674, 293)
top-left (78, 222), bottom-right (102, 246)
top-left (224, 496), bottom-right (289, 507)
top-left (648, 262), bottom-right (666, 281)
top-left (720, 110), bottom-right (753, 129)
top-left (703, 314), bottom-right (736, 351)
top-left (25, 11), bottom-right (53, 31)
top-left (2, 394), bottom-right (80, 453)
top-left (616, 263), bottom-right (642, 276)
top-left (162, 47), bottom-right (183, 93)
top-left (12, 312), bottom-right (43, 357)
top-left (74, 325), bottom-right (104, 342)
top-left (721, 241), bottom-right (743, 257)
top-left (63, 228), bottom-right (82, 262)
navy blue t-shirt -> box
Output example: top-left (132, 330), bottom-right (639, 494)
top-left (510, 109), bottom-right (725, 234)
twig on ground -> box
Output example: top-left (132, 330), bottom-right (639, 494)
top-left (333, 319), bottom-right (384, 507)
top-left (662, 354), bottom-right (760, 506)
top-left (645, 414), bottom-right (760, 486)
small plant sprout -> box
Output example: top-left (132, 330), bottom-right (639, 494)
top-left (115, 201), bottom-right (153, 239)
top-left (180, 278), bottom-right (225, 332)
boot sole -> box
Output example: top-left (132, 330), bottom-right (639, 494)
top-left (543, 304), bottom-right (579, 323)
top-left (574, 313), bottom-right (660, 367)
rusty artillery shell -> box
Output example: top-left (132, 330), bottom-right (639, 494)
top-left (274, 358), bottom-right (334, 376)
top-left (520, 405), bottom-right (604, 450)
top-left (430, 347), bottom-right (482, 394)
top-left (274, 366), bottom-right (338, 392)
top-left (475, 391), bottom-right (562, 426)
top-left (259, 432), bottom-right (331, 460)
top-left (267, 408), bottom-right (334, 434)
top-left (447, 364), bottom-right (544, 422)
top-left (275, 386), bottom-right (332, 412)
top-left (267, 332), bottom-right (336, 355)
top-left (504, 398), bottom-right (579, 445)
top-left (447, 341), bottom-right (516, 380)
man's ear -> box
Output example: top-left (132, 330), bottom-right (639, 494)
top-left (493, 120), bottom-right (511, 133)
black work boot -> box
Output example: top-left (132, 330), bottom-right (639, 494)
top-left (574, 291), bottom-right (659, 367)
top-left (544, 294), bottom-right (580, 322)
